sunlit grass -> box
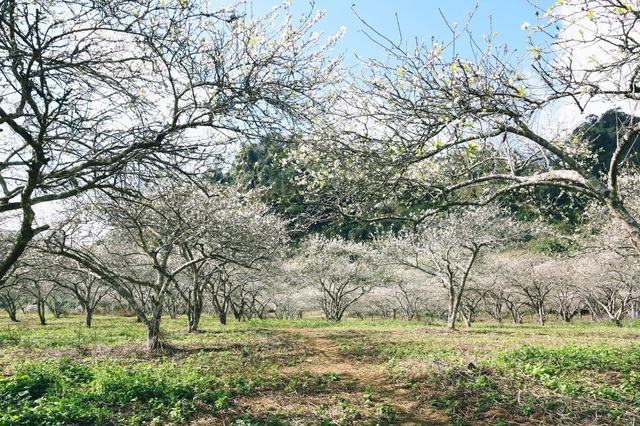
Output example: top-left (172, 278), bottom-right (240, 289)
top-left (1, 314), bottom-right (639, 424)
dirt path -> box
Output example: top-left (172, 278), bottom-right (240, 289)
top-left (282, 328), bottom-right (450, 425)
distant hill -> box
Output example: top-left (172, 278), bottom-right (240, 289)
top-left (573, 109), bottom-right (640, 176)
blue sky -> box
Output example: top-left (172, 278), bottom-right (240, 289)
top-left (253, 1), bottom-right (554, 63)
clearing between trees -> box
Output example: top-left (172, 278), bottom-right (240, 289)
top-left (1, 314), bottom-right (639, 425)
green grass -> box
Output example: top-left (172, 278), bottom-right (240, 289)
top-left (0, 358), bottom-right (350, 425)
top-left (499, 345), bottom-right (640, 405)
top-left (325, 320), bottom-right (640, 424)
top-left (1, 359), bottom-right (234, 425)
top-left (1, 314), bottom-right (639, 424)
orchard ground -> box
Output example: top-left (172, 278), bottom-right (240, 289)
top-left (1, 315), bottom-right (639, 425)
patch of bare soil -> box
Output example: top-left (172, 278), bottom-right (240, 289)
top-left (202, 328), bottom-right (450, 425)
top-left (291, 328), bottom-right (450, 425)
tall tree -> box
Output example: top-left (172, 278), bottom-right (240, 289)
top-left (297, 0), bottom-right (640, 252)
top-left (0, 0), bottom-right (340, 279)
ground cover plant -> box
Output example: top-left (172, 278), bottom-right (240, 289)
top-left (1, 314), bottom-right (639, 425)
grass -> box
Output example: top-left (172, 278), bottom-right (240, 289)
top-left (1, 314), bottom-right (639, 424)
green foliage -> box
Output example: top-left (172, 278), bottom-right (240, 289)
top-left (429, 367), bottom-right (508, 421)
top-left (499, 345), bottom-right (640, 404)
top-left (0, 360), bottom-right (106, 425)
top-left (0, 316), bottom-right (143, 349)
top-left (501, 345), bottom-right (640, 372)
top-left (231, 415), bottom-right (288, 426)
top-left (376, 402), bottom-right (397, 424)
top-left (230, 134), bottom-right (330, 240)
top-left (573, 109), bottom-right (640, 177)
top-left (423, 345), bottom-right (640, 425)
top-left (0, 360), bottom-right (235, 425)
top-left (282, 372), bottom-right (339, 395)
top-left (527, 236), bottom-right (576, 253)
top-left (229, 134), bottom-right (422, 241)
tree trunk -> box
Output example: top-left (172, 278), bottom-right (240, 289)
top-left (608, 200), bottom-right (640, 255)
top-left (51, 305), bottom-right (62, 319)
top-left (446, 312), bottom-right (456, 329)
top-left (37, 300), bottom-right (47, 325)
top-left (2, 297), bottom-right (19, 322)
top-left (508, 308), bottom-right (522, 324)
top-left (537, 305), bottom-right (546, 325)
top-left (447, 292), bottom-right (460, 330)
top-left (218, 311), bottom-right (227, 325)
top-left (85, 307), bottom-right (93, 328)
top-left (7, 308), bottom-right (18, 322)
top-left (461, 311), bottom-right (472, 328)
top-left (187, 304), bottom-right (202, 333)
top-left (0, 193), bottom-right (43, 281)
top-left (232, 308), bottom-right (242, 321)
top-left (146, 315), bottom-right (162, 351)
top-left (585, 300), bottom-right (602, 322)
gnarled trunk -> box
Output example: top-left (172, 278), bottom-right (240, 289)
top-left (145, 292), bottom-right (165, 351)
top-left (6, 307), bottom-right (18, 322)
top-left (85, 307), bottom-right (94, 328)
top-left (446, 290), bottom-right (462, 330)
top-left (512, 313), bottom-right (523, 324)
top-left (537, 304), bottom-right (546, 325)
top-left (37, 300), bottom-right (47, 325)
top-left (187, 303), bottom-right (202, 332)
top-left (1, 295), bottom-right (19, 322)
top-left (186, 288), bottom-right (204, 332)
top-left (146, 315), bottom-right (162, 351)
top-left (505, 302), bottom-right (523, 324)
top-left (232, 307), bottom-right (242, 321)
top-left (461, 313), bottom-right (472, 328)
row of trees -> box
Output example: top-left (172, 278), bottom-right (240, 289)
top-left (2, 0), bottom-right (640, 351)
top-left (3, 197), bottom-right (638, 349)
top-left (4, 233), bottom-right (638, 328)
top-left (1, 181), bottom-right (290, 349)
top-left (0, 254), bottom-right (286, 328)
top-left (362, 249), bottom-right (639, 328)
